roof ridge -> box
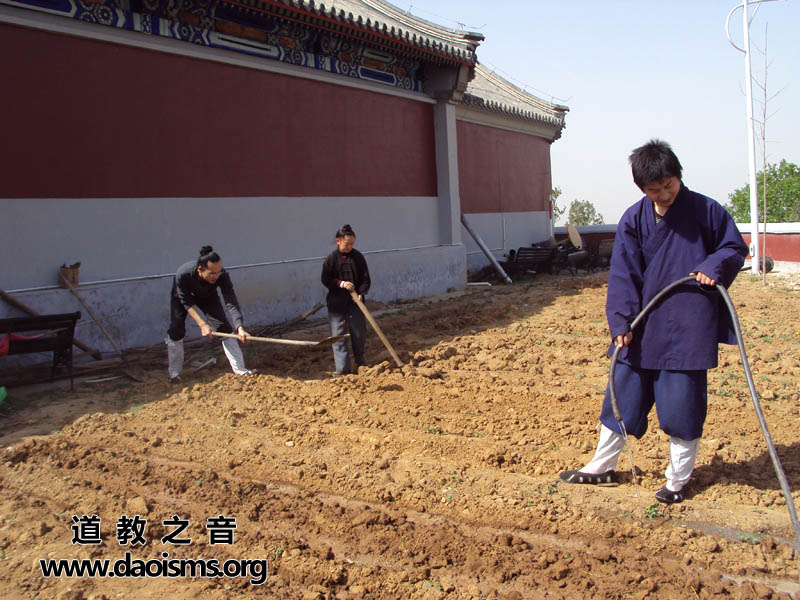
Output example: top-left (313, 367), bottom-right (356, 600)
top-left (477, 64), bottom-right (562, 113)
top-left (359, 0), bottom-right (482, 45)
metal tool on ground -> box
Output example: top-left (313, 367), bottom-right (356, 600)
top-left (349, 290), bottom-right (403, 367)
top-left (0, 288), bottom-right (103, 360)
top-left (60, 274), bottom-right (124, 358)
top-left (609, 275), bottom-right (800, 576)
top-left (192, 357), bottom-right (217, 372)
top-left (211, 331), bottom-right (348, 347)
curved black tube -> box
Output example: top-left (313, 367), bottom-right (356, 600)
top-left (609, 276), bottom-right (800, 566)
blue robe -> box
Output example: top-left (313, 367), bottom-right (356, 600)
top-left (606, 184), bottom-right (748, 370)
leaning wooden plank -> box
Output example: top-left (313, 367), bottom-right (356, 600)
top-left (60, 275), bottom-right (124, 358)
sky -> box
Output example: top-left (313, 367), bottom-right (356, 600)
top-left (403, 0), bottom-right (800, 224)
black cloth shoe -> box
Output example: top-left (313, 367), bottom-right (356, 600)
top-left (558, 469), bottom-right (617, 485)
top-left (168, 375), bottom-right (182, 385)
top-left (655, 486), bottom-right (684, 504)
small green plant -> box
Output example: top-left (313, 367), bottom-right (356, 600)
top-left (271, 543), bottom-right (285, 561)
top-left (740, 533), bottom-right (760, 544)
top-left (418, 422), bottom-right (441, 435)
top-left (423, 578), bottom-right (443, 591)
top-left (644, 503), bottom-right (663, 519)
top-left (547, 483), bottom-right (558, 495)
top-left (128, 404), bottom-right (145, 414)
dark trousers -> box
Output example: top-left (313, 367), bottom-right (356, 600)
top-left (328, 303), bottom-right (366, 374)
top-left (599, 362), bottom-right (708, 441)
top-left (168, 286), bottom-right (233, 341)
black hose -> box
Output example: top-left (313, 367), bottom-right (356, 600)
top-left (609, 276), bottom-right (800, 568)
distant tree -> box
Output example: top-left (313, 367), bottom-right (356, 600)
top-left (568, 199), bottom-right (604, 226)
top-left (725, 160), bottom-right (800, 223)
top-left (551, 187), bottom-right (566, 224)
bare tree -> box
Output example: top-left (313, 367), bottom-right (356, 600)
top-left (751, 24), bottom-right (784, 284)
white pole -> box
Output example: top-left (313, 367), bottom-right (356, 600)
top-left (742, 0), bottom-right (761, 274)
top-left (726, 1), bottom-right (781, 274)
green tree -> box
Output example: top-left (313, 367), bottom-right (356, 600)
top-left (726, 160), bottom-right (800, 223)
top-left (568, 199), bottom-right (604, 226)
top-left (551, 187), bottom-right (566, 224)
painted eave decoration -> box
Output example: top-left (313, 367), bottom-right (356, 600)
top-left (247, 0), bottom-right (481, 65)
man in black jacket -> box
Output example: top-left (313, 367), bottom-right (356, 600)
top-left (320, 224), bottom-right (371, 376)
top-left (166, 246), bottom-right (253, 383)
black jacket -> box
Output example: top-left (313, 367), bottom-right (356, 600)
top-left (321, 249), bottom-right (371, 313)
top-left (172, 260), bottom-right (244, 329)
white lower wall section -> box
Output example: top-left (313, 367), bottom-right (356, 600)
top-left (2, 196), bottom-right (442, 290)
top-left (0, 245), bottom-right (466, 365)
top-left (462, 210), bottom-right (550, 270)
top-left (1, 195), bottom-right (467, 365)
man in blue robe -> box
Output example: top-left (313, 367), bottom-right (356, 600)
top-left (559, 139), bottom-right (748, 504)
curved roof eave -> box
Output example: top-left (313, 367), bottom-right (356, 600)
top-left (464, 64), bottom-right (568, 133)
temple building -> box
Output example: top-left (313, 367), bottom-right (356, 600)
top-left (0, 0), bottom-right (567, 353)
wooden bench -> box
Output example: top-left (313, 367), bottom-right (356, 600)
top-left (505, 246), bottom-right (556, 276)
top-left (0, 311), bottom-right (81, 390)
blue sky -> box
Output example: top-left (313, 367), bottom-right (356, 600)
top-left (406, 0), bottom-right (800, 224)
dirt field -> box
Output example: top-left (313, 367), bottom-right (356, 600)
top-left (1, 271), bottom-right (799, 599)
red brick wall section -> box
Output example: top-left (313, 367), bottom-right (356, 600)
top-left (456, 120), bottom-right (552, 214)
top-left (0, 23), bottom-right (437, 198)
top-left (557, 231), bottom-right (800, 262)
top-left (740, 233), bottom-right (800, 262)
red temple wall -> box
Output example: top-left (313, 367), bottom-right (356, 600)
top-left (0, 22), bottom-right (437, 199)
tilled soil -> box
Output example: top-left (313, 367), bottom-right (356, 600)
top-left (1, 271), bottom-right (799, 599)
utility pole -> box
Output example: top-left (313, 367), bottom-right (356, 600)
top-left (725, 0), bottom-right (779, 274)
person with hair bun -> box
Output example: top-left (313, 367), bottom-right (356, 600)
top-left (165, 245), bottom-right (254, 383)
top-left (320, 224), bottom-right (371, 376)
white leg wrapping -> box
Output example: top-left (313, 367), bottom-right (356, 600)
top-left (665, 436), bottom-right (700, 492)
top-left (221, 338), bottom-right (248, 375)
top-left (165, 337), bottom-right (184, 379)
top-left (581, 424), bottom-right (625, 474)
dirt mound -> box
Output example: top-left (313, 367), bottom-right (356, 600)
top-left (1, 272), bottom-right (798, 599)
